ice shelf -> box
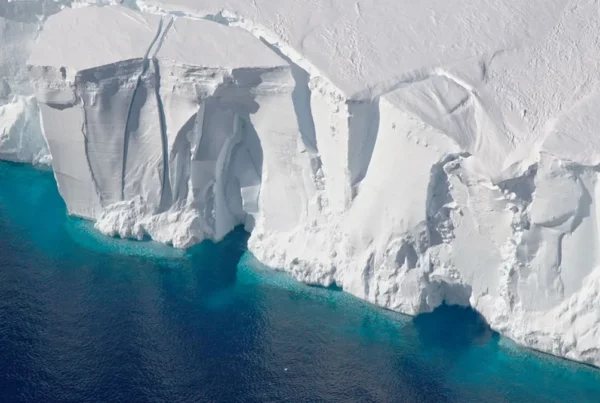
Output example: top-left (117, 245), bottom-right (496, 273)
top-left (0, 0), bottom-right (597, 366)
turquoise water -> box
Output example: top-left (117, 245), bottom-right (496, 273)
top-left (0, 161), bottom-right (598, 402)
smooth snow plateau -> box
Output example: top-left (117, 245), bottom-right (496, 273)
top-left (1, 0), bottom-right (599, 367)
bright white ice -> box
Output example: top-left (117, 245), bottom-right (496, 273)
top-left (2, 0), bottom-right (599, 366)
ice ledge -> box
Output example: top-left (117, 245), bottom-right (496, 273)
top-left (1, 1), bottom-right (599, 367)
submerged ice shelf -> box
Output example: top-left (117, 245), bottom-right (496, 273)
top-left (2, 0), bottom-right (600, 367)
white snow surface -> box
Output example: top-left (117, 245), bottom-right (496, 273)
top-left (1, 0), bottom-right (599, 366)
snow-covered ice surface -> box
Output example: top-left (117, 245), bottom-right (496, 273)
top-left (2, 0), bottom-right (600, 366)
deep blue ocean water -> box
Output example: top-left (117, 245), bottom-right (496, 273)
top-left (0, 162), bottom-right (598, 403)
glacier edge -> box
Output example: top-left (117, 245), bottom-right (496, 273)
top-left (1, 0), bottom-right (599, 367)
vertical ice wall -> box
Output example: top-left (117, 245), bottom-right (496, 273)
top-left (28, 6), bottom-right (315, 246)
top-left (17, 1), bottom-right (600, 367)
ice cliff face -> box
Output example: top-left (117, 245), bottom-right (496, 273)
top-left (3, 0), bottom-right (600, 366)
top-left (29, 6), bottom-right (307, 247)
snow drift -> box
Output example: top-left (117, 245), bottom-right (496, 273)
top-left (2, 0), bottom-right (600, 366)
